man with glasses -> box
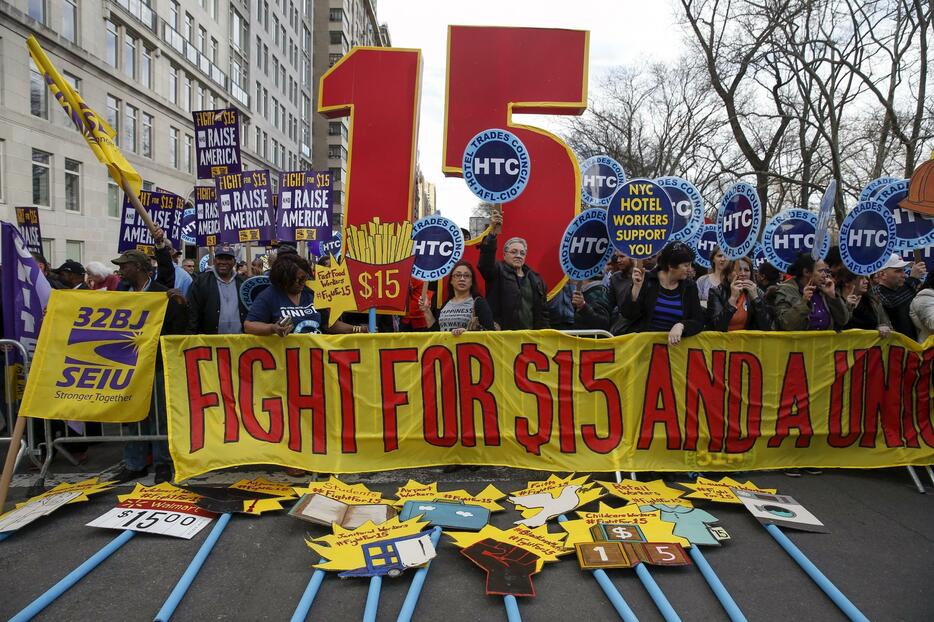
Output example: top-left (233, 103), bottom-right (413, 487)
top-left (477, 209), bottom-right (549, 330)
top-left (873, 253), bottom-right (926, 340)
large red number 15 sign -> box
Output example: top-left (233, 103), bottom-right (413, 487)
top-left (319, 28), bottom-right (588, 299)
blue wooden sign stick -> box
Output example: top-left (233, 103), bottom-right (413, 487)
top-left (687, 546), bottom-right (746, 622)
top-left (0, 531), bottom-right (10, 542)
top-left (764, 524), bottom-right (869, 622)
top-left (289, 559), bottom-right (327, 622)
top-left (368, 307), bottom-right (376, 333)
top-left (362, 575), bottom-right (383, 622)
top-left (153, 512), bottom-right (232, 622)
top-left (503, 595), bottom-right (522, 621)
top-left (10, 529), bottom-right (136, 622)
top-left (633, 563), bottom-right (681, 622)
top-left (557, 515), bottom-right (639, 622)
top-left (395, 526), bottom-right (442, 622)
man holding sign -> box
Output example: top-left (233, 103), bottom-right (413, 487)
top-left (478, 210), bottom-right (549, 330)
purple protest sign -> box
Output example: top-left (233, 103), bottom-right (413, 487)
top-left (194, 185), bottom-right (220, 247)
top-left (192, 108), bottom-right (242, 180)
top-left (275, 170), bottom-right (333, 242)
top-left (1, 221), bottom-right (52, 360)
top-left (14, 206), bottom-right (43, 256)
top-left (216, 170), bottom-right (274, 244)
top-left (118, 190), bottom-right (184, 255)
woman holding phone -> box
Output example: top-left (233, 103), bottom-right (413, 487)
top-left (706, 257), bottom-right (774, 331)
top-left (420, 260), bottom-right (495, 335)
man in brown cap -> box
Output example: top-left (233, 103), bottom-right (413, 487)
top-left (109, 249), bottom-right (187, 484)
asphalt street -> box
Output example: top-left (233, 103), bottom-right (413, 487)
top-left (2, 447), bottom-right (933, 621)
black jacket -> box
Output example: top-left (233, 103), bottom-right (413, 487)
top-left (620, 270), bottom-right (704, 336)
top-left (477, 234), bottom-right (549, 330)
top-left (186, 271), bottom-right (247, 334)
top-left (706, 284), bottom-right (773, 331)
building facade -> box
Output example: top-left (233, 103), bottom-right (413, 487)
top-left (0, 0), bottom-right (312, 265)
top-left (310, 0), bottom-right (387, 230)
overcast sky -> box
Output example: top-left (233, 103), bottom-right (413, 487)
top-left (378, 0), bottom-right (685, 227)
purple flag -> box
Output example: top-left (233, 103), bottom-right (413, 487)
top-left (1, 221), bottom-right (52, 360)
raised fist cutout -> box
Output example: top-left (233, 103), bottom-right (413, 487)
top-left (461, 538), bottom-right (539, 597)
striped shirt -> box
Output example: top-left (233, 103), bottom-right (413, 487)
top-left (648, 286), bottom-right (684, 331)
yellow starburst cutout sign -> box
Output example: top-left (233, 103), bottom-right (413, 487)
top-left (598, 478), bottom-right (691, 507)
top-left (508, 474), bottom-right (604, 527)
top-left (293, 476), bottom-right (387, 505)
top-left (447, 524), bottom-right (570, 573)
top-left (679, 476), bottom-right (778, 504)
top-left (229, 477), bottom-right (298, 515)
top-left (306, 515), bottom-right (431, 572)
top-left (393, 480), bottom-right (506, 511)
top-left (560, 501), bottom-right (691, 548)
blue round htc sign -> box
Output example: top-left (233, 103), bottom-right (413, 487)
top-left (693, 224), bottom-right (719, 269)
top-left (411, 215), bottom-right (465, 281)
top-left (656, 176), bottom-right (704, 243)
top-left (859, 176), bottom-right (898, 203)
top-left (239, 275), bottom-right (271, 310)
top-left (751, 242), bottom-right (767, 270)
top-left (717, 183), bottom-right (762, 259)
top-left (181, 207), bottom-right (197, 246)
top-left (839, 201), bottom-right (897, 276)
top-left (310, 232), bottom-right (343, 259)
top-left (462, 128), bottom-right (530, 203)
top-left (763, 209), bottom-right (830, 273)
top-left (606, 179), bottom-right (674, 260)
top-left (559, 208), bottom-right (613, 280)
top-left (199, 254), bottom-right (210, 273)
top-left (874, 179), bottom-right (934, 250)
top-left (580, 156), bottom-right (626, 207)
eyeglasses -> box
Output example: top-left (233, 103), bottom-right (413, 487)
top-left (817, 268), bottom-right (831, 274)
top-left (505, 249), bottom-right (526, 257)
top-left (452, 273), bottom-right (472, 280)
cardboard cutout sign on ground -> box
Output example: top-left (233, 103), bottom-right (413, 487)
top-left (0, 478), bottom-right (113, 534)
top-left (509, 474), bottom-right (604, 528)
top-left (559, 502), bottom-right (690, 548)
top-left (293, 477), bottom-right (387, 506)
top-left (575, 540), bottom-right (692, 570)
top-left (656, 176), bottom-right (704, 243)
top-left (399, 500), bottom-right (490, 531)
top-left (874, 179), bottom-right (934, 250)
top-left (679, 476), bottom-right (777, 504)
top-left (598, 478), bottom-right (690, 507)
top-left (717, 182), bottom-right (762, 259)
top-left (87, 482), bottom-right (216, 539)
top-left (188, 477), bottom-right (297, 515)
top-left (290, 494), bottom-right (397, 529)
top-left (580, 155), bottom-right (626, 207)
top-left (448, 524), bottom-right (569, 597)
top-left (393, 480), bottom-right (506, 512)
top-left (733, 489), bottom-right (828, 533)
top-left (411, 215), bottom-right (465, 281)
top-left (462, 129), bottom-right (531, 203)
top-left (641, 503), bottom-right (724, 547)
top-left (606, 179), bottom-right (674, 259)
top-left (307, 515), bottom-right (432, 576)
top-left (559, 208), bottom-right (614, 280)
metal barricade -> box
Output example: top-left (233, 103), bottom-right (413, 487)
top-left (0, 339), bottom-right (41, 474)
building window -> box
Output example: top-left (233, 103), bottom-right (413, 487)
top-left (168, 65), bottom-right (178, 104)
top-left (106, 95), bottom-right (120, 146)
top-left (125, 104), bottom-right (137, 153)
top-left (169, 0), bottom-right (179, 29)
top-left (185, 134), bottom-right (193, 174)
top-left (32, 150), bottom-right (51, 207)
top-left (65, 159), bottom-right (81, 212)
top-left (184, 13), bottom-right (193, 41)
top-left (329, 8), bottom-right (342, 21)
top-left (62, 0), bottom-right (78, 43)
top-left (30, 60), bottom-right (48, 119)
top-left (197, 84), bottom-right (204, 110)
top-left (328, 144), bottom-right (341, 159)
top-left (198, 26), bottom-right (206, 54)
top-left (329, 167), bottom-right (342, 182)
top-left (182, 74), bottom-right (191, 112)
top-left (328, 121), bottom-right (342, 136)
top-left (41, 238), bottom-right (54, 264)
top-left (141, 47), bottom-right (151, 89)
top-left (329, 31), bottom-right (343, 45)
top-left (329, 53), bottom-right (341, 67)
top-left (65, 240), bottom-right (83, 263)
top-left (123, 34), bottom-right (137, 80)
top-left (105, 20), bottom-right (117, 67)
top-left (108, 181), bottom-right (120, 217)
top-left (169, 127), bottom-right (179, 168)
top-left (142, 180), bottom-right (155, 191)
top-left (273, 58), bottom-right (279, 87)
top-left (255, 126), bottom-right (262, 154)
top-left (28, 0), bottom-right (45, 23)
top-left (231, 10), bottom-right (246, 51)
top-left (142, 112), bottom-right (153, 158)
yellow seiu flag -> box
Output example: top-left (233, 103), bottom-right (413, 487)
top-left (21, 290), bottom-right (167, 423)
top-left (27, 35), bottom-right (142, 198)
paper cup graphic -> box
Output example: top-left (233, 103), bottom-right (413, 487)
top-left (346, 256), bottom-right (415, 311)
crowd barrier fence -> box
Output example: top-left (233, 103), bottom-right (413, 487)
top-left (0, 339), bottom-right (41, 475)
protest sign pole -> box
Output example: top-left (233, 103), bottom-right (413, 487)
top-left (688, 547), bottom-right (746, 622)
top-left (289, 560), bottom-right (327, 622)
top-left (0, 416), bottom-right (26, 511)
top-left (557, 516), bottom-right (638, 622)
top-left (120, 178), bottom-right (156, 232)
top-left (764, 524), bottom-right (869, 622)
top-left (634, 562), bottom-right (681, 622)
top-left (9, 530), bottom-right (136, 621)
top-left (503, 595), bottom-right (521, 622)
top-left (368, 308), bottom-right (377, 333)
top-left (153, 512), bottom-right (232, 622)
top-left (362, 575), bottom-right (383, 622)
top-left (395, 526), bottom-right (442, 622)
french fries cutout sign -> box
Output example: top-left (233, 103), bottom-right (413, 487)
top-left (311, 217), bottom-right (415, 322)
top-left (447, 524), bottom-right (569, 597)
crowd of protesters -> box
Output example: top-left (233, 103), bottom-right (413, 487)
top-left (24, 209), bottom-right (934, 483)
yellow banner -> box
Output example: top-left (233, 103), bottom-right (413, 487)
top-left (22, 291), bottom-right (167, 422)
top-left (27, 36), bottom-right (142, 198)
top-left (162, 331), bottom-right (934, 481)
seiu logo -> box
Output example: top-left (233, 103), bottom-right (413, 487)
top-left (56, 307), bottom-right (150, 390)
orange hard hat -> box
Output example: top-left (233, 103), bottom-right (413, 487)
top-left (899, 154), bottom-right (934, 216)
